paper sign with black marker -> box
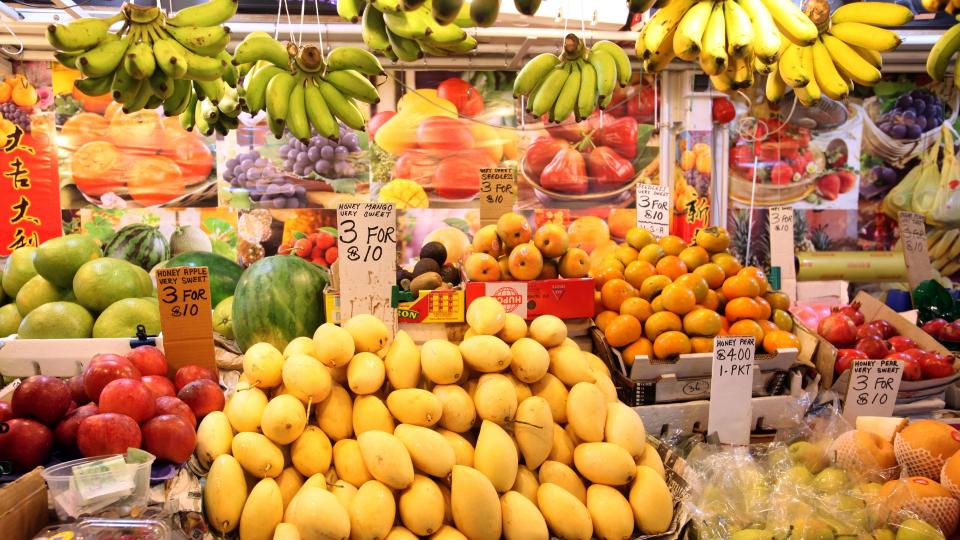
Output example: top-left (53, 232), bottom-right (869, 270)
top-left (636, 183), bottom-right (670, 239)
top-left (155, 266), bottom-right (217, 375)
top-left (337, 203), bottom-right (398, 326)
top-left (708, 335), bottom-right (755, 445)
top-left (843, 359), bottom-right (903, 422)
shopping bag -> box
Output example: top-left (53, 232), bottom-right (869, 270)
top-left (883, 133), bottom-right (939, 219)
top-left (912, 124), bottom-right (947, 216)
top-left (929, 124), bottom-right (960, 227)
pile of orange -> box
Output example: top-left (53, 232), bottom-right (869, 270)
top-left (592, 226), bottom-right (801, 364)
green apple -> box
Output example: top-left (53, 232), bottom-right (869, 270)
top-left (789, 441), bottom-right (829, 473)
top-left (791, 518), bottom-right (836, 540)
top-left (730, 530), bottom-right (776, 540)
top-left (872, 528), bottom-right (896, 540)
top-left (784, 465), bottom-right (815, 485)
top-left (896, 519), bottom-right (945, 540)
top-left (811, 467), bottom-right (849, 494)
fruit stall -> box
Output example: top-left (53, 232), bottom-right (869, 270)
top-left (0, 0), bottom-right (958, 538)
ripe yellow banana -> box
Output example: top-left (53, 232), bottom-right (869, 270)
top-left (710, 72), bottom-right (735, 93)
top-left (730, 54), bottom-right (754, 88)
top-left (754, 56), bottom-right (773, 74)
top-left (800, 46), bottom-right (821, 102)
top-left (642, 0), bottom-right (699, 59)
top-left (735, 0), bottom-right (781, 63)
top-left (851, 44), bottom-right (882, 68)
top-left (822, 34), bottom-right (881, 86)
top-left (758, 0), bottom-right (818, 46)
top-left (926, 23), bottom-right (960, 80)
top-left (830, 2), bottom-right (913, 26)
top-left (645, 28), bottom-right (678, 72)
top-left (811, 38), bottom-right (849, 100)
top-left (765, 63), bottom-right (786, 102)
top-left (699, 2), bottom-right (728, 75)
top-left (724, 0), bottom-right (755, 59)
top-left (673, 0), bottom-right (713, 61)
top-left (777, 42), bottom-right (810, 88)
top-left (828, 22), bottom-right (902, 52)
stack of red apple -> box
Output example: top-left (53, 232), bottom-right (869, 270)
top-left (0, 346), bottom-right (223, 473)
top-left (820, 304), bottom-right (956, 381)
top-left (921, 317), bottom-right (960, 349)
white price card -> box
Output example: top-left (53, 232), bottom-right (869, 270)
top-left (898, 211), bottom-right (936, 289)
top-left (337, 203), bottom-right (398, 326)
top-left (843, 359), bottom-right (903, 423)
top-left (636, 183), bottom-right (671, 239)
top-left (708, 335), bottom-right (755, 445)
top-left (479, 167), bottom-right (517, 226)
top-left (769, 206), bottom-right (797, 301)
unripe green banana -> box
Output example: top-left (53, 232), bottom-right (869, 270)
top-left (305, 81), bottom-right (340, 139)
top-left (233, 35), bottom-right (291, 69)
top-left (167, 0), bottom-right (238, 28)
top-left (316, 79), bottom-right (366, 131)
top-left (154, 39), bottom-right (189, 79)
top-left (77, 36), bottom-right (129, 78)
top-left (74, 74), bottom-right (113, 97)
top-left (531, 64), bottom-right (569, 117)
top-left (265, 71), bottom-right (298, 123)
top-left (286, 82), bottom-right (311, 142)
top-left (552, 62), bottom-right (581, 122)
top-left (513, 52), bottom-right (559, 97)
top-left (362, 6), bottom-right (391, 51)
top-left (111, 62), bottom-right (142, 103)
top-left (165, 24), bottom-right (231, 57)
top-left (322, 70), bottom-right (380, 104)
top-left (179, 90), bottom-right (198, 131)
top-left (243, 66), bottom-right (285, 113)
top-left (326, 47), bottom-right (386, 76)
top-left (124, 41), bottom-right (156, 80)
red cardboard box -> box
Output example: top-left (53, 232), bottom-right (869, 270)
top-left (464, 278), bottom-right (595, 320)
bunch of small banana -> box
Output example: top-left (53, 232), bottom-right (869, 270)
top-left (231, 32), bottom-right (383, 141)
top-left (765, 2), bottom-right (911, 105)
top-left (928, 228), bottom-right (960, 277)
top-left (926, 22), bottom-right (960, 89)
top-left (49, 0), bottom-right (237, 114)
top-left (513, 35), bottom-right (632, 122)
top-left (340, 0), bottom-right (485, 61)
top-left (173, 80), bottom-right (241, 136)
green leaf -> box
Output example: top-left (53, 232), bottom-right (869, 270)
top-left (293, 231), bottom-right (307, 239)
top-left (329, 179), bottom-right (357, 194)
top-left (211, 239), bottom-right (237, 261)
top-left (320, 226), bottom-right (338, 238)
top-left (632, 124), bottom-right (656, 170)
top-left (443, 218), bottom-right (471, 234)
top-left (203, 217), bottom-right (233, 237)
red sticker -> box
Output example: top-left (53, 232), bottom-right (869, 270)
top-left (914, 478), bottom-right (930, 485)
top-left (951, 429), bottom-right (960, 443)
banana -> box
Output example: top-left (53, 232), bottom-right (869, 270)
top-left (165, 25), bottom-right (231, 56)
top-left (765, 63), bottom-right (786, 102)
top-left (178, 44), bottom-right (228, 81)
top-left (304, 81), bottom-right (340, 139)
top-left (338, 0), bottom-right (366, 22)
top-left (285, 82), bottom-right (311, 142)
top-left (164, 79), bottom-right (193, 116)
top-left (167, 0), bottom-right (238, 28)
top-left (699, 3), bottom-right (728, 76)
top-left (645, 27), bottom-right (677, 72)
top-left (591, 41), bottom-right (632, 86)
top-left (577, 61), bottom-right (597, 121)
top-left (514, 52), bottom-right (560, 97)
top-left (111, 64), bottom-right (142, 104)
top-left (793, 84), bottom-right (815, 106)
top-left (828, 22), bottom-right (901, 52)
top-left (267, 115), bottom-right (284, 138)
top-left (217, 85), bottom-right (240, 115)
top-left (149, 68), bottom-right (174, 99)
top-left (736, 0), bottom-right (780, 63)
top-left (926, 23), bottom-right (960, 80)
top-left (470, 0), bottom-right (501, 27)
top-left (724, 0), bottom-right (755, 59)
top-left (45, 14), bottom-right (122, 52)
top-left (362, 5), bottom-right (392, 51)
top-left (710, 72), bottom-right (734, 93)
top-left (75, 74), bottom-right (114, 96)
top-left (433, 0), bottom-right (465, 24)
top-left (153, 38), bottom-right (189, 79)
top-left (194, 99), bottom-right (213, 135)
top-left (419, 18), bottom-right (468, 45)
top-left (531, 64), bottom-right (570, 117)
top-left (758, 0), bottom-right (818, 46)
top-left (220, 51), bottom-right (239, 86)
top-left (317, 79), bottom-right (366, 130)
top-left (754, 56), bottom-right (773, 74)
top-left (831, 2), bottom-right (913, 26)
top-left (323, 70), bottom-right (381, 104)
top-left (673, 0), bottom-right (712, 61)
top-left (731, 54), bottom-right (754, 88)
top-left (144, 94), bottom-right (164, 111)
top-left (77, 36), bottom-right (129, 78)
top-left (122, 41), bottom-right (155, 79)
top-left (417, 40), bottom-right (451, 56)
top-left (265, 71), bottom-right (298, 123)
top-left (372, 0), bottom-right (404, 12)
top-left (642, 0), bottom-right (698, 60)
top-left (800, 46), bottom-right (821, 102)
top-left (930, 229), bottom-right (959, 258)
top-left (822, 34), bottom-right (881, 85)
top-left (325, 47), bottom-right (385, 76)
top-left (587, 49), bottom-right (617, 101)
top-left (851, 44), bottom-right (882, 68)
top-left (927, 227), bottom-right (946, 247)
top-left (387, 28), bottom-right (423, 61)
top-left (122, 76), bottom-right (154, 113)
top-left (947, 232), bottom-right (960, 259)
top-left (384, 6), bottom-right (431, 39)
top-left (812, 38), bottom-right (848, 100)
top-left (243, 66), bottom-right (285, 112)
top-left (434, 33), bottom-right (477, 53)
top-left (777, 42), bottom-right (809, 87)
top-left (54, 51), bottom-right (83, 69)
top-left (233, 35), bottom-right (291, 69)
top-left (552, 62), bottom-right (581, 122)
top-left (195, 78), bottom-right (225, 103)
top-left (940, 260), bottom-right (960, 278)
top-left (179, 90), bottom-right (198, 131)
top-left (525, 78), bottom-right (544, 113)
top-left (200, 97), bottom-right (220, 123)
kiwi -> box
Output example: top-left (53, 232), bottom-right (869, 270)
top-left (413, 258), bottom-right (441, 277)
top-left (439, 265), bottom-right (462, 286)
top-left (409, 272), bottom-right (442, 294)
top-left (419, 241), bottom-right (448, 266)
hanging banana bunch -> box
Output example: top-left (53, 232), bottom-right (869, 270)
top-left (512, 34), bottom-right (632, 122)
top-left (230, 32), bottom-right (384, 141)
top-left (924, 0), bottom-right (960, 88)
top-left (48, 0), bottom-right (237, 114)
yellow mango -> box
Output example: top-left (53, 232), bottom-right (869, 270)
top-left (204, 455), bottom-right (247, 534)
top-left (275, 467), bottom-right (304, 511)
top-left (394, 423), bottom-right (456, 478)
top-left (432, 384), bottom-right (476, 433)
top-left (353, 395), bottom-right (395, 435)
top-left (347, 352), bottom-right (386, 395)
top-left (284, 487), bottom-right (350, 540)
top-left (281, 353), bottom-right (331, 404)
top-left (233, 432), bottom-right (283, 478)
top-left (271, 523), bottom-right (300, 540)
top-left (605, 402), bottom-right (647, 460)
top-left (509, 338), bottom-right (550, 384)
top-left (515, 396), bottom-right (554, 470)
top-left (451, 465), bottom-right (502, 540)
top-left (438, 429), bottom-right (474, 467)
top-left (195, 411), bottom-right (233, 469)
top-left (290, 425), bottom-right (331, 477)
top-left (384, 330), bottom-right (421, 390)
top-left (358, 430), bottom-right (415, 489)
top-left (474, 420), bottom-right (519, 493)
top-left (459, 335), bottom-right (512, 373)
top-left (586, 484), bottom-right (635, 540)
top-left (548, 346), bottom-right (595, 386)
top-left (243, 342), bottom-right (284, 388)
top-left (500, 490), bottom-right (549, 540)
top-left (349, 480), bottom-right (396, 540)
top-left (538, 461), bottom-right (586, 503)
top-left (240, 478), bottom-right (283, 540)
top-left (316, 383), bottom-right (354, 441)
top-left (566, 382), bottom-right (606, 443)
top-left (224, 382), bottom-right (268, 433)
top-left (421, 339), bottom-right (464, 385)
top-left (537, 483), bottom-right (593, 540)
top-left (333, 439), bottom-right (373, 487)
top-left (512, 465), bottom-right (539, 503)
top-left (573, 442), bottom-right (636, 486)
top-left (473, 373), bottom-right (517, 425)
top-left (530, 374), bottom-right (568, 424)
top-left (399, 474), bottom-right (445, 536)
top-left (261, 394), bottom-right (307, 445)
top-left (387, 388), bottom-right (443, 427)
top-left (629, 465), bottom-right (674, 534)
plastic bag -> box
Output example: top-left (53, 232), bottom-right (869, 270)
top-left (929, 124), bottom-right (960, 227)
top-left (882, 134), bottom-right (939, 219)
top-left (912, 125), bottom-right (947, 217)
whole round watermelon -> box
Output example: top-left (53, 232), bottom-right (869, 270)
top-left (103, 224), bottom-right (170, 271)
top-left (232, 255), bottom-right (327, 352)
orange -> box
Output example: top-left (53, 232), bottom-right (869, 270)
top-left (728, 319), bottom-right (765, 346)
top-left (593, 264), bottom-right (625, 290)
top-left (721, 275), bottom-right (761, 299)
top-left (594, 290), bottom-right (604, 315)
top-left (711, 253), bottom-right (742, 277)
top-left (607, 208), bottom-right (637, 239)
top-left (620, 297), bottom-right (653, 322)
top-left (758, 319), bottom-right (779, 335)
top-left (639, 275), bottom-right (672, 300)
top-left (658, 235), bottom-right (688, 256)
top-left (673, 273), bottom-right (709, 302)
top-left (693, 263), bottom-right (726, 289)
top-left (11, 80), bottom-right (37, 108)
top-left (683, 308), bottom-right (723, 337)
top-left (621, 337), bottom-right (653, 366)
top-left (772, 309), bottom-right (793, 331)
top-left (601, 278), bottom-right (637, 311)
top-left (755, 297), bottom-right (772, 321)
top-left (653, 331), bottom-right (691, 359)
top-left (678, 246), bottom-right (710, 270)
top-left (614, 244), bottom-right (639, 266)
top-left (623, 260), bottom-right (657, 290)
top-left (595, 310), bottom-right (618, 332)
top-left (605, 314), bottom-right (643, 348)
top-left (762, 330), bottom-right (801, 354)
top-left (655, 256), bottom-right (688, 281)
top-left (695, 226), bottom-right (731, 253)
top-left (699, 289), bottom-right (721, 311)
top-left (651, 295), bottom-right (665, 312)
top-left (644, 311), bottom-right (682, 341)
top-left (763, 291), bottom-right (791, 312)
top-left (0, 83), bottom-right (10, 103)
top-left (725, 297), bottom-right (763, 322)
top-left (690, 337), bottom-right (714, 353)
top-left (661, 283), bottom-right (697, 315)
top-left (637, 244), bottom-right (666, 265)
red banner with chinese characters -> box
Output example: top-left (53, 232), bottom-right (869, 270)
top-left (0, 113), bottom-right (61, 255)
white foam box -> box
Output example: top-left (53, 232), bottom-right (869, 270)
top-left (0, 335), bottom-right (164, 378)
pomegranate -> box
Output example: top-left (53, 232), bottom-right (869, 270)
top-left (866, 320), bottom-right (897, 340)
top-left (886, 352), bottom-right (922, 381)
top-left (856, 324), bottom-right (884, 340)
top-left (887, 335), bottom-right (917, 352)
top-left (921, 318), bottom-right (949, 339)
top-left (838, 302), bottom-right (865, 326)
top-left (855, 337), bottom-right (891, 360)
top-left (818, 312), bottom-right (858, 347)
top-left (919, 354), bottom-right (955, 380)
top-left (835, 349), bottom-right (868, 375)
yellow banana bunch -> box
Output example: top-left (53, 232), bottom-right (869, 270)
top-left (352, 0), bottom-right (479, 61)
top-left (818, 3), bottom-right (910, 90)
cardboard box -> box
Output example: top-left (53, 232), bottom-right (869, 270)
top-left (0, 468), bottom-right (49, 540)
top-left (464, 278), bottom-right (595, 320)
top-left (324, 288), bottom-right (465, 325)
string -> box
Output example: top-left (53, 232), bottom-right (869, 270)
top-left (314, 0), bottom-right (325, 63)
top-left (298, 0), bottom-right (306, 46)
top-left (0, 19), bottom-right (23, 57)
top-left (274, 0), bottom-right (283, 40)
top-left (283, 0), bottom-right (296, 45)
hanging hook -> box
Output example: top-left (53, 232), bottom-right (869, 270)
top-left (0, 19), bottom-right (24, 58)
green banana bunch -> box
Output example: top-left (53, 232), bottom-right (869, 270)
top-left (356, 0), bottom-right (479, 60)
top-left (513, 34), bottom-right (631, 123)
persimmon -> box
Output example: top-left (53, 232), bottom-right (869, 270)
top-left (71, 141), bottom-right (127, 197)
top-left (644, 311), bottom-right (682, 341)
top-left (653, 331), bottom-right (691, 359)
top-left (127, 156), bottom-right (185, 206)
top-left (604, 314), bottom-right (642, 348)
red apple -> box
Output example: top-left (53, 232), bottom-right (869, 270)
top-left (887, 335), bottom-right (917, 352)
top-left (98, 379), bottom-right (155, 424)
top-left (174, 365), bottom-right (218, 391)
top-left (922, 318), bottom-right (949, 339)
top-left (12, 375), bottom-right (72, 425)
top-left (919, 354), bottom-right (955, 380)
top-left (54, 403), bottom-right (99, 454)
top-left (856, 324), bottom-right (884, 340)
top-left (77, 413), bottom-right (142, 457)
top-left (125, 346), bottom-right (168, 377)
top-left (141, 414), bottom-right (196, 464)
top-left (141, 376), bottom-right (176, 400)
top-left (0, 401), bottom-right (12, 422)
top-left (67, 374), bottom-right (90, 406)
top-left (855, 337), bottom-right (890, 360)
top-left (886, 352), bottom-right (922, 381)
top-left (835, 349), bottom-right (869, 375)
top-left (941, 321), bottom-right (960, 343)
top-left (866, 320), bottom-right (897, 339)
top-left (177, 379), bottom-right (224, 420)
top-left (0, 418), bottom-right (53, 471)
top-left (154, 396), bottom-right (197, 428)
top-left (83, 358), bottom-right (141, 403)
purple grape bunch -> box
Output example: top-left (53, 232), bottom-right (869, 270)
top-left (877, 90), bottom-right (946, 140)
top-left (278, 125), bottom-right (362, 179)
top-left (223, 149), bottom-right (308, 209)
top-left (0, 102), bottom-right (31, 133)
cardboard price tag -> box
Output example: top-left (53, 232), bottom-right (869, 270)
top-left (769, 206), bottom-right (797, 300)
top-left (708, 335), bottom-right (755, 445)
top-left (636, 183), bottom-right (670, 239)
top-left (843, 359), bottom-right (903, 422)
top-left (337, 203), bottom-right (398, 326)
top-left (898, 211), bottom-right (936, 289)
top-left (479, 167), bottom-right (517, 225)
top-left (155, 266), bottom-right (216, 375)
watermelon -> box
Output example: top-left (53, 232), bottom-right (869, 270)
top-left (165, 251), bottom-right (243, 306)
top-left (232, 255), bottom-right (327, 352)
top-left (103, 224), bottom-right (170, 271)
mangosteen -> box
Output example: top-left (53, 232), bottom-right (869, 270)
top-left (413, 257), bottom-right (441, 277)
top-left (439, 264), bottom-right (462, 286)
top-left (419, 241), bottom-right (448, 266)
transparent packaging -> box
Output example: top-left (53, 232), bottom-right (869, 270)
top-left (41, 454), bottom-right (156, 520)
top-left (75, 518), bottom-right (170, 540)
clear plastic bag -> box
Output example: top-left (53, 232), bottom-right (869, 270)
top-left (929, 124), bottom-right (960, 227)
top-left (912, 125), bottom-right (947, 217)
top-left (883, 135), bottom-right (939, 220)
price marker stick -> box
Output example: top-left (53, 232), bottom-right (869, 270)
top-left (479, 167), bottom-right (518, 226)
top-left (898, 211), bottom-right (937, 290)
top-left (843, 359), bottom-right (903, 422)
top-left (636, 183), bottom-right (671, 239)
top-left (337, 203), bottom-right (398, 328)
top-left (156, 266), bottom-right (216, 375)
top-left (708, 335), bottom-right (755, 445)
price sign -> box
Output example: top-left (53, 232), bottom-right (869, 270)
top-left (636, 183), bottom-right (670, 239)
top-left (337, 203), bottom-right (398, 326)
top-left (898, 211), bottom-right (936, 290)
top-left (708, 336), bottom-right (755, 445)
top-left (479, 167), bottom-right (518, 226)
top-left (156, 266), bottom-right (216, 375)
top-left (843, 359), bottom-right (903, 422)
top-left (769, 206), bottom-right (796, 300)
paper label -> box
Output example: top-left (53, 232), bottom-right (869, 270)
top-left (708, 336), bottom-right (755, 445)
top-left (636, 183), bottom-right (671, 239)
top-left (156, 266), bottom-right (216, 375)
top-left (843, 359), bottom-right (903, 422)
top-left (769, 206), bottom-right (797, 302)
top-left (71, 455), bottom-right (135, 503)
top-left (479, 167), bottom-right (517, 226)
top-left (336, 203), bottom-right (398, 327)
top-left (898, 211), bottom-right (936, 289)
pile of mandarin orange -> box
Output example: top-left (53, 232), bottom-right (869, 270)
top-left (592, 226), bottom-right (801, 364)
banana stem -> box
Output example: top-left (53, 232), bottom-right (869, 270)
top-left (562, 33), bottom-right (584, 61)
top-left (298, 45), bottom-right (324, 73)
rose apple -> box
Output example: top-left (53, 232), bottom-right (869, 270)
top-left (919, 354), bottom-right (955, 380)
top-left (54, 403), bottom-right (99, 454)
top-left (922, 318), bottom-right (948, 339)
top-left (155, 396), bottom-right (197, 428)
top-left (177, 379), bottom-right (224, 420)
top-left (855, 337), bottom-right (890, 360)
top-left (98, 379), bottom-right (156, 424)
top-left (141, 415), bottom-right (196, 464)
top-left (125, 346), bottom-right (168, 376)
top-left (174, 365), bottom-right (218, 391)
top-left (367, 111), bottom-right (396, 140)
top-left (67, 374), bottom-right (90, 406)
top-left (77, 413), bottom-right (142, 457)
top-left (887, 335), bottom-right (917, 352)
top-left (0, 418), bottom-right (53, 471)
top-left (437, 78), bottom-right (484, 117)
top-left (141, 376), bottom-right (176, 399)
top-left (12, 375), bottom-right (72, 425)
top-left (84, 357), bottom-right (141, 402)
top-left (0, 401), bottom-right (11, 422)
top-left (886, 352), bottom-right (922, 381)
top-left (835, 349), bottom-right (869, 375)
top-left (416, 117), bottom-right (474, 152)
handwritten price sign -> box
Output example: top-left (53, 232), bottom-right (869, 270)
top-left (636, 183), bottom-right (670, 239)
top-left (708, 336), bottom-right (755, 444)
top-left (843, 359), bottom-right (903, 422)
top-left (898, 211), bottom-right (936, 289)
top-left (337, 203), bottom-right (397, 325)
top-left (480, 167), bottom-right (517, 225)
top-left (155, 266), bottom-right (216, 374)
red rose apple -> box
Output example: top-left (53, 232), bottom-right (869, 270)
top-left (177, 379), bottom-right (224, 420)
top-left (0, 418), bottom-right (53, 471)
top-left (98, 379), bottom-right (156, 424)
top-left (125, 346), bottom-right (168, 376)
top-left (174, 365), bottom-right (218, 391)
top-left (141, 415), bottom-right (197, 464)
top-left (141, 376), bottom-right (176, 400)
top-left (54, 403), bottom-right (99, 454)
top-left (154, 396), bottom-right (197, 428)
top-left (77, 413), bottom-right (142, 457)
top-left (84, 357), bottom-right (141, 402)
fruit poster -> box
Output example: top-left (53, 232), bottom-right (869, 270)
top-left (672, 131), bottom-right (712, 242)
